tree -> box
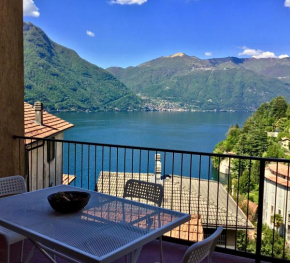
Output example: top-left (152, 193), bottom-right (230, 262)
top-left (274, 117), bottom-right (287, 131)
top-left (263, 142), bottom-right (284, 159)
top-left (237, 224), bottom-right (290, 260)
top-left (271, 214), bottom-right (284, 232)
top-left (236, 230), bottom-right (255, 253)
top-left (246, 128), bottom-right (268, 157)
top-left (239, 170), bottom-right (256, 194)
top-left (270, 96), bottom-right (288, 120)
top-left (261, 224), bottom-right (290, 260)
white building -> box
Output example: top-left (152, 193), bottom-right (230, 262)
top-left (280, 137), bottom-right (290, 150)
top-left (263, 163), bottom-right (290, 239)
top-left (24, 102), bottom-right (74, 190)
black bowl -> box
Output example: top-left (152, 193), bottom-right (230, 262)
top-left (47, 191), bottom-right (90, 213)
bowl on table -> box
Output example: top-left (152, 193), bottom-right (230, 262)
top-left (47, 191), bottom-right (91, 213)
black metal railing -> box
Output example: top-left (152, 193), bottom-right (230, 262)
top-left (14, 135), bottom-right (290, 263)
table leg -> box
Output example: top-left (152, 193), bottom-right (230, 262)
top-left (28, 239), bottom-right (80, 263)
top-left (130, 246), bottom-right (143, 263)
top-left (29, 240), bottom-right (56, 263)
top-left (23, 245), bottom-right (35, 263)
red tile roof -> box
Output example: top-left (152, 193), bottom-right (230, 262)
top-left (82, 207), bottom-right (204, 242)
top-left (24, 102), bottom-right (74, 144)
top-left (268, 163), bottom-right (290, 178)
top-left (265, 167), bottom-right (290, 187)
top-left (164, 214), bottom-right (204, 242)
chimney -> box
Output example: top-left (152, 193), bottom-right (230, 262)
top-left (154, 153), bottom-right (162, 183)
top-left (34, 102), bottom-right (43, 125)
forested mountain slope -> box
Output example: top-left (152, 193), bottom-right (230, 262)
top-left (107, 53), bottom-right (290, 111)
top-left (24, 22), bottom-right (142, 111)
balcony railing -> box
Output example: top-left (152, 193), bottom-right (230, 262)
top-left (14, 135), bottom-right (290, 263)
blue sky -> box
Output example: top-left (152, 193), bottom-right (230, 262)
top-left (23, 0), bottom-right (290, 68)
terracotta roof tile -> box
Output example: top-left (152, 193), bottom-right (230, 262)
top-left (164, 214), bottom-right (204, 242)
top-left (265, 167), bottom-right (290, 187)
top-left (24, 102), bottom-right (74, 144)
top-left (268, 163), bottom-right (290, 178)
top-left (82, 206), bottom-right (203, 242)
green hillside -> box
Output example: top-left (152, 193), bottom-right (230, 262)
top-left (107, 53), bottom-right (290, 111)
top-left (213, 96), bottom-right (290, 259)
top-left (24, 22), bottom-right (142, 111)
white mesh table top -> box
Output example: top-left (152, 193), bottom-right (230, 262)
top-left (0, 185), bottom-right (190, 263)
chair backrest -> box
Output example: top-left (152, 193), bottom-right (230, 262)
top-left (123, 179), bottom-right (164, 207)
top-left (0, 176), bottom-right (26, 197)
top-left (182, 226), bottom-right (223, 263)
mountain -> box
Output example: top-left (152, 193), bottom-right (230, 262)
top-left (107, 53), bottom-right (290, 111)
top-left (24, 22), bottom-right (142, 111)
top-left (241, 57), bottom-right (290, 84)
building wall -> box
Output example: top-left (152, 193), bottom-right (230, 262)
top-left (226, 230), bottom-right (237, 249)
top-left (0, 0), bottom-right (24, 177)
top-left (205, 228), bottom-right (236, 248)
top-left (28, 134), bottom-right (64, 191)
top-left (263, 178), bottom-right (290, 240)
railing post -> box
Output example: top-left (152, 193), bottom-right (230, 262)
top-left (24, 149), bottom-right (30, 192)
top-left (256, 159), bottom-right (266, 263)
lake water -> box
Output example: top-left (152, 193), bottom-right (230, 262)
top-left (56, 111), bottom-right (252, 187)
top-left (57, 111), bottom-right (251, 152)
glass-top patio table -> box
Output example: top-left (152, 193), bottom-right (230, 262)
top-left (0, 185), bottom-right (190, 263)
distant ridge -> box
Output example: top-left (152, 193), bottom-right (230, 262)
top-left (107, 53), bottom-right (290, 111)
top-left (24, 22), bottom-right (142, 111)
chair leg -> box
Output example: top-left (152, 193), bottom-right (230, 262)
top-left (208, 254), bottom-right (212, 263)
top-left (20, 240), bottom-right (24, 263)
top-left (159, 236), bottom-right (163, 263)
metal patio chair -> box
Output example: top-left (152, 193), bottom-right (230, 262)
top-left (123, 179), bottom-right (164, 263)
top-left (182, 226), bottom-right (223, 263)
top-left (0, 175), bottom-right (27, 263)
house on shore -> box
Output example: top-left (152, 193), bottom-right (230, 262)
top-left (219, 152), bottom-right (236, 175)
top-left (24, 102), bottom-right (74, 190)
top-left (267, 129), bottom-right (282, 138)
top-left (263, 163), bottom-right (290, 239)
top-left (280, 137), bottom-right (290, 150)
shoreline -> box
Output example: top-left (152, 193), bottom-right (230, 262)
top-left (50, 109), bottom-right (255, 113)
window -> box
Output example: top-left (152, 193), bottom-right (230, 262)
top-left (271, 205), bottom-right (274, 214)
top-left (47, 138), bottom-right (55, 162)
top-left (278, 209), bottom-right (282, 215)
top-left (288, 214), bottom-right (290, 223)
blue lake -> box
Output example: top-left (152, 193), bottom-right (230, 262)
top-left (56, 111), bottom-right (252, 188)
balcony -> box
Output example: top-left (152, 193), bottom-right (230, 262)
top-left (6, 135), bottom-right (289, 263)
top-left (9, 238), bottom-right (259, 263)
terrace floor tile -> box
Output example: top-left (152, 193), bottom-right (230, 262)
top-left (7, 239), bottom-right (261, 263)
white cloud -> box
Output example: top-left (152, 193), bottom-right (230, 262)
top-left (86, 31), bottom-right (95, 37)
top-left (238, 47), bottom-right (262, 56)
top-left (253, 51), bottom-right (276, 59)
top-left (238, 47), bottom-right (289, 59)
top-left (205, 52), bottom-right (212, 56)
top-left (285, 0), bottom-right (290, 7)
top-left (279, 54), bottom-right (290, 59)
top-left (109, 0), bottom-right (147, 5)
top-left (23, 0), bottom-right (40, 17)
